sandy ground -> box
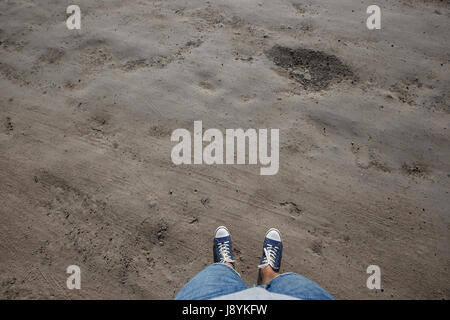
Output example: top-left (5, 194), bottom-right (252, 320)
top-left (0, 0), bottom-right (449, 299)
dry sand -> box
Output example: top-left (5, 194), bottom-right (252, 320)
top-left (0, 0), bottom-right (449, 299)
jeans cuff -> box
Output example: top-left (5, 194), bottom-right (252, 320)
top-left (266, 272), bottom-right (295, 286)
top-left (211, 262), bottom-right (242, 278)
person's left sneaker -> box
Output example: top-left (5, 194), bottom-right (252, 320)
top-left (213, 226), bottom-right (235, 266)
top-left (258, 228), bottom-right (283, 271)
top-left (257, 228), bottom-right (283, 284)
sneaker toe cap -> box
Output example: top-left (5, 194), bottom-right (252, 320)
top-left (266, 228), bottom-right (282, 242)
top-left (215, 226), bottom-right (230, 238)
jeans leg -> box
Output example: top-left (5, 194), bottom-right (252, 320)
top-left (175, 263), bottom-right (249, 300)
top-left (265, 272), bottom-right (335, 300)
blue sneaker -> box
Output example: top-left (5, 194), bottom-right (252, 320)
top-left (258, 228), bottom-right (283, 272)
top-left (213, 226), bottom-right (235, 266)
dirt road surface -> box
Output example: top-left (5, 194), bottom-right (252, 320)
top-left (0, 0), bottom-right (449, 299)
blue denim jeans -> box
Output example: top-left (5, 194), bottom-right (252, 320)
top-left (175, 263), bottom-right (335, 300)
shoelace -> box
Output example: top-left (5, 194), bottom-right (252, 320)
top-left (217, 241), bottom-right (234, 263)
top-left (258, 244), bottom-right (279, 269)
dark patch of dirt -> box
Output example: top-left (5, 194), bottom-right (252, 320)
top-left (156, 222), bottom-right (168, 243)
top-left (198, 80), bottom-right (215, 91)
top-left (148, 124), bottom-right (173, 137)
top-left (4, 116), bottom-right (13, 132)
top-left (266, 45), bottom-right (355, 90)
top-left (121, 59), bottom-right (149, 71)
top-left (280, 201), bottom-right (302, 214)
top-left (427, 93), bottom-right (449, 113)
top-left (402, 163), bottom-right (428, 176)
top-left (0, 62), bottom-right (28, 85)
top-left (292, 3), bottom-right (306, 14)
top-left (38, 48), bottom-right (65, 64)
top-left (188, 217), bottom-right (198, 224)
top-left (85, 48), bottom-right (113, 67)
top-left (390, 82), bottom-right (418, 105)
top-left (200, 197), bottom-right (210, 207)
top-left (311, 241), bottom-right (322, 255)
top-left (369, 160), bottom-right (392, 173)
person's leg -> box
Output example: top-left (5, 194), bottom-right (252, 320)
top-left (175, 263), bottom-right (248, 300)
top-left (175, 226), bottom-right (248, 300)
top-left (257, 228), bottom-right (334, 300)
top-left (257, 228), bottom-right (283, 285)
top-left (265, 272), bottom-right (334, 300)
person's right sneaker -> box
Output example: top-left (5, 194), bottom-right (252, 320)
top-left (258, 228), bottom-right (283, 283)
top-left (213, 226), bottom-right (235, 266)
